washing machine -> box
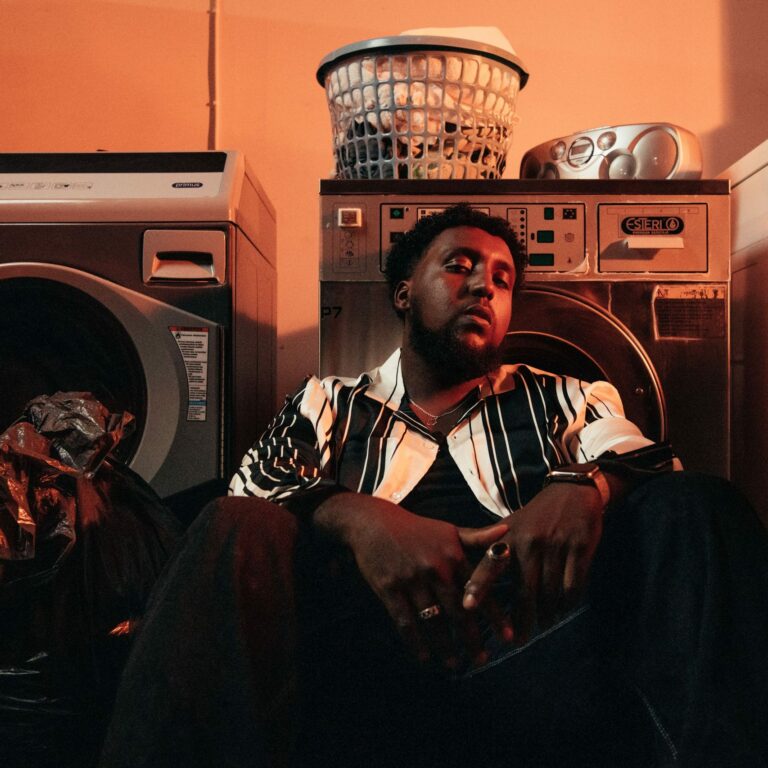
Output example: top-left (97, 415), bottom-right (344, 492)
top-left (319, 178), bottom-right (730, 477)
top-left (0, 151), bottom-right (276, 517)
top-left (723, 138), bottom-right (768, 523)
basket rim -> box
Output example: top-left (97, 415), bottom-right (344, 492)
top-left (316, 35), bottom-right (529, 89)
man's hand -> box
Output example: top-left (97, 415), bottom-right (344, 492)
top-left (314, 492), bottom-right (507, 668)
top-left (463, 482), bottom-right (605, 644)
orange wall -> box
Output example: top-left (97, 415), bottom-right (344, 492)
top-left (4, 0), bottom-right (768, 400)
top-left (3, 0), bottom-right (210, 151)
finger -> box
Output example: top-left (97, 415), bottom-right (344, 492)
top-left (457, 522), bottom-right (509, 550)
top-left (410, 585), bottom-right (457, 668)
top-left (431, 577), bottom-right (482, 668)
top-left (510, 554), bottom-right (540, 646)
top-left (538, 545), bottom-right (566, 630)
top-left (380, 590), bottom-right (430, 663)
top-left (460, 544), bottom-right (515, 646)
top-left (477, 587), bottom-right (515, 646)
top-left (561, 546), bottom-right (591, 612)
top-left (463, 539), bottom-right (513, 610)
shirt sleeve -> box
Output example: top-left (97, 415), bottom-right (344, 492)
top-left (228, 377), bottom-right (347, 514)
top-left (557, 378), bottom-right (655, 461)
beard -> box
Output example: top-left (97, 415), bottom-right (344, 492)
top-left (408, 303), bottom-right (504, 385)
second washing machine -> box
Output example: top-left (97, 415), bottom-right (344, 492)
top-left (0, 151), bottom-right (276, 517)
top-left (319, 178), bottom-right (730, 477)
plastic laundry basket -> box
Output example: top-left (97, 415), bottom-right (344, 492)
top-left (316, 35), bottom-right (529, 180)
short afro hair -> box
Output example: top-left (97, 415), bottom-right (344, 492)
top-left (383, 203), bottom-right (526, 318)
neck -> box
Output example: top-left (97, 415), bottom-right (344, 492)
top-left (400, 344), bottom-right (484, 413)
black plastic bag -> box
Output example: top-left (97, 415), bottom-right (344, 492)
top-left (0, 392), bottom-right (182, 768)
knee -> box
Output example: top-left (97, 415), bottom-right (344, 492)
top-left (619, 470), bottom-right (765, 542)
top-left (593, 472), bottom-right (765, 609)
top-left (204, 494), bottom-right (296, 522)
top-left (193, 495), bottom-right (300, 554)
top-left (631, 470), bottom-right (720, 502)
top-left (630, 471), bottom-right (749, 512)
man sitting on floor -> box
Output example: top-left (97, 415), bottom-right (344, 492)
top-left (101, 205), bottom-right (768, 768)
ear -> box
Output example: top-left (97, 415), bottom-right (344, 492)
top-left (393, 280), bottom-right (411, 312)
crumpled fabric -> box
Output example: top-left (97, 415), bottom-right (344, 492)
top-left (0, 392), bottom-right (182, 768)
top-left (0, 389), bottom-right (181, 626)
top-left (25, 391), bottom-right (135, 475)
top-left (0, 392), bottom-right (134, 568)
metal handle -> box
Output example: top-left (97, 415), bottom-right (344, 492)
top-left (624, 235), bottom-right (685, 250)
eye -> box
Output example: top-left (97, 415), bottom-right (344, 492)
top-left (445, 257), bottom-right (472, 273)
top-left (494, 272), bottom-right (511, 289)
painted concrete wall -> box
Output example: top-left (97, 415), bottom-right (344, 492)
top-left (3, 0), bottom-right (768, 400)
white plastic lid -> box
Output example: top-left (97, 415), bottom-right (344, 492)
top-left (399, 26), bottom-right (518, 56)
top-left (316, 31), bottom-right (529, 87)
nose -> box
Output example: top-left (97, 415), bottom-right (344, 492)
top-left (469, 267), bottom-right (494, 298)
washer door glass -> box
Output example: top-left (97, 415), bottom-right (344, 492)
top-left (0, 277), bottom-right (146, 463)
top-left (505, 287), bottom-right (666, 442)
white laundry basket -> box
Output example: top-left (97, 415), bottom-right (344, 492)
top-left (316, 35), bottom-right (529, 180)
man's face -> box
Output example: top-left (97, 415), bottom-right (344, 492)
top-left (397, 225), bottom-right (516, 378)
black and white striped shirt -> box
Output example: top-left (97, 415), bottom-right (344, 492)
top-left (229, 349), bottom-right (653, 517)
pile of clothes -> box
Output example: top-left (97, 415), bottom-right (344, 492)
top-left (0, 392), bottom-right (181, 768)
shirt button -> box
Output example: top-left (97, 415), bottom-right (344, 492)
top-left (391, 491), bottom-right (403, 500)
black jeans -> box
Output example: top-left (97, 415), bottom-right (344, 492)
top-left (100, 473), bottom-right (768, 768)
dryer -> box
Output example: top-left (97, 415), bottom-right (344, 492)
top-left (723, 138), bottom-right (768, 523)
top-left (319, 179), bottom-right (730, 477)
top-left (0, 151), bottom-right (276, 517)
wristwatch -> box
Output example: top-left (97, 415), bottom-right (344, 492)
top-left (544, 462), bottom-right (611, 509)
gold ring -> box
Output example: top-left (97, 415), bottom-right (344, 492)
top-left (417, 604), bottom-right (442, 621)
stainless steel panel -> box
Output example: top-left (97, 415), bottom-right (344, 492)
top-left (319, 179), bottom-right (730, 478)
top-left (598, 203), bottom-right (709, 272)
top-left (731, 252), bottom-right (768, 516)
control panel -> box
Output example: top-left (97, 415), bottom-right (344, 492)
top-left (321, 184), bottom-right (729, 284)
top-left (0, 152), bottom-right (228, 201)
top-left (380, 203), bottom-right (587, 273)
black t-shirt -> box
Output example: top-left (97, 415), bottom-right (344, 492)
top-left (400, 432), bottom-right (500, 529)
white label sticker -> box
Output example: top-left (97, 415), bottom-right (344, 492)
top-left (170, 326), bottom-right (209, 421)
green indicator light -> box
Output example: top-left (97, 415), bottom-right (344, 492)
top-left (536, 230), bottom-right (555, 243)
top-left (390, 207), bottom-right (405, 219)
top-left (529, 253), bottom-right (555, 267)
top-left (544, 207), bottom-right (555, 220)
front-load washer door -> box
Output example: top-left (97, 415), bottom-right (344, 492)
top-left (0, 275), bottom-right (147, 463)
top-left (319, 281), bottom-right (666, 443)
top-left (0, 263), bottom-right (222, 499)
top-left (506, 286), bottom-right (666, 443)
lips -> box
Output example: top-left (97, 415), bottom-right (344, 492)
top-left (463, 304), bottom-right (493, 325)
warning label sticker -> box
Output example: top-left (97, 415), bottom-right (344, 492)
top-left (170, 326), bottom-right (209, 421)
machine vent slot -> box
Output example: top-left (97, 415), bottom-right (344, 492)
top-left (654, 297), bottom-right (726, 339)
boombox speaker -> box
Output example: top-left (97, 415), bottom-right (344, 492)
top-left (519, 123), bottom-right (702, 180)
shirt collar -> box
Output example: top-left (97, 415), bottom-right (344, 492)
top-left (362, 348), bottom-right (407, 408)
top-left (361, 347), bottom-right (521, 412)
top-left (481, 362), bottom-right (521, 397)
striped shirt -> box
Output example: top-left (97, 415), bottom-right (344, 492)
top-left (229, 348), bottom-right (654, 518)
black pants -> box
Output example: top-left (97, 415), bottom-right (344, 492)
top-left (99, 473), bottom-right (768, 768)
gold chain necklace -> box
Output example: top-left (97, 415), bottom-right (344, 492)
top-left (408, 396), bottom-right (467, 427)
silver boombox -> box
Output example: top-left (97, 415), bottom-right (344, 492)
top-left (519, 123), bottom-right (702, 180)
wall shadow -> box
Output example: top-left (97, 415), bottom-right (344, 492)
top-left (706, 0), bottom-right (768, 174)
top-left (277, 325), bottom-right (321, 402)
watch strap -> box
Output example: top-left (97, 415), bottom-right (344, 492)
top-left (545, 463), bottom-right (611, 509)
